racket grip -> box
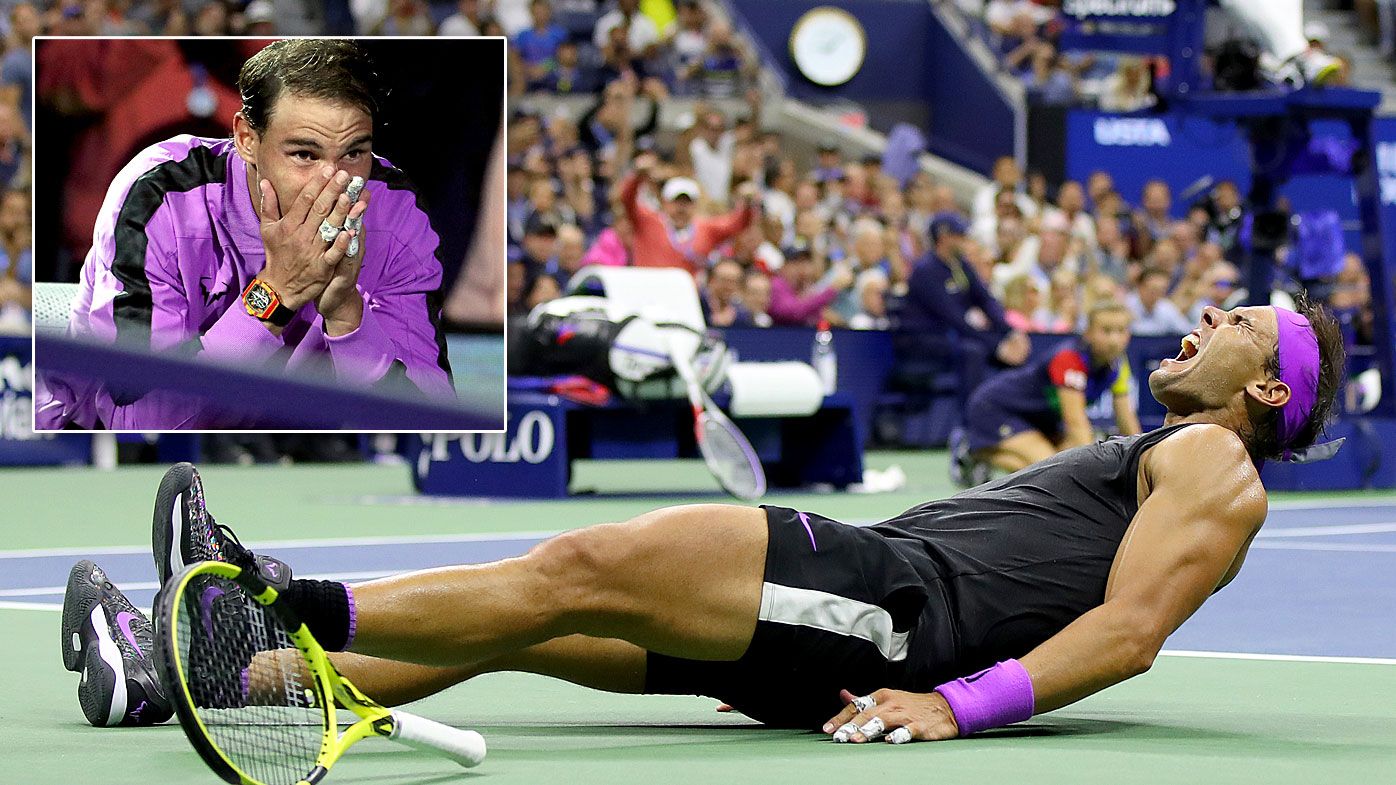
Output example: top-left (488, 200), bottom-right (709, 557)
top-left (388, 710), bottom-right (487, 768)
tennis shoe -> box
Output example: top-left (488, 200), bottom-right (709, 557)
top-left (153, 462), bottom-right (257, 586)
top-left (60, 559), bottom-right (173, 726)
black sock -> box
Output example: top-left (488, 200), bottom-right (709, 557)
top-left (281, 579), bottom-right (356, 651)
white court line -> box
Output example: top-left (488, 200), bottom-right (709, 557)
top-left (0, 530), bottom-right (563, 560)
top-left (1258, 522), bottom-right (1396, 538)
top-left (1267, 498), bottom-right (1396, 511)
top-left (0, 570), bottom-right (399, 598)
top-left (1250, 541), bottom-right (1396, 553)
top-left (1160, 650), bottom-right (1396, 666)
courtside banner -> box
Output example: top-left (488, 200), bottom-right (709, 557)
top-left (0, 333), bottom-right (90, 465)
top-left (1058, 0), bottom-right (1179, 54)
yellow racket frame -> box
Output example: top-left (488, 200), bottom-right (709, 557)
top-left (161, 561), bottom-right (397, 785)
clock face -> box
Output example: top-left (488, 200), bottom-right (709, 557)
top-left (246, 286), bottom-right (272, 312)
top-left (789, 7), bottom-right (867, 87)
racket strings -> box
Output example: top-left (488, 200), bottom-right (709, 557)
top-left (698, 414), bottom-right (765, 500)
top-left (176, 575), bottom-right (326, 785)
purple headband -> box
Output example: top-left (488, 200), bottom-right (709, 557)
top-left (1272, 306), bottom-right (1320, 456)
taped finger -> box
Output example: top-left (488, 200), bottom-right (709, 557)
top-left (831, 722), bottom-right (860, 743)
top-left (857, 716), bottom-right (886, 742)
top-left (851, 694), bottom-right (877, 713)
top-left (887, 727), bottom-right (913, 745)
top-left (319, 219), bottom-right (343, 244)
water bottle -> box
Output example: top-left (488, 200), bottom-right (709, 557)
top-left (812, 320), bottom-right (837, 396)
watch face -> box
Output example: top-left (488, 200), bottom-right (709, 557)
top-left (246, 286), bottom-right (272, 313)
top-left (790, 7), bottom-right (867, 87)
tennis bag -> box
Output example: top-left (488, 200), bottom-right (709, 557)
top-left (508, 296), bottom-right (731, 401)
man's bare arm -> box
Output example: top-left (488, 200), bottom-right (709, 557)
top-left (1020, 424), bottom-right (1266, 711)
top-left (822, 424), bottom-right (1267, 742)
top-left (1056, 387), bottom-right (1095, 449)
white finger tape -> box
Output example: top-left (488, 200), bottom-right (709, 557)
top-left (887, 727), bottom-right (912, 745)
top-left (347, 176), bottom-right (365, 203)
top-left (851, 694), bottom-right (877, 713)
top-left (858, 717), bottom-right (886, 741)
top-left (832, 722), bottom-right (859, 743)
top-left (347, 236), bottom-right (360, 258)
top-left (345, 215), bottom-right (363, 232)
top-left (319, 219), bottom-right (343, 243)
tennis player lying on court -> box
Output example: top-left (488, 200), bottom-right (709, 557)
top-left (65, 301), bottom-right (1342, 742)
top-left (951, 301), bottom-right (1142, 487)
top-left (36, 39), bottom-right (455, 430)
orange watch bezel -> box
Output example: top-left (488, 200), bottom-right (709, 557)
top-left (242, 278), bottom-right (282, 320)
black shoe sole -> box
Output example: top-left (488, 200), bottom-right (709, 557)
top-left (77, 637), bottom-right (122, 727)
top-left (153, 462), bottom-right (197, 588)
top-left (60, 559), bottom-right (103, 673)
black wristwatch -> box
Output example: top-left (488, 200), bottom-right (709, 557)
top-left (242, 278), bottom-right (295, 327)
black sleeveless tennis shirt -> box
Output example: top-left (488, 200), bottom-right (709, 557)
top-left (871, 423), bottom-right (1197, 689)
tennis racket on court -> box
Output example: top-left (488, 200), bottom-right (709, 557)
top-left (154, 560), bottom-right (485, 785)
top-left (667, 333), bottom-right (767, 500)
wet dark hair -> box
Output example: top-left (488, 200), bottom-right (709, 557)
top-left (1247, 294), bottom-right (1346, 461)
top-left (237, 40), bottom-right (384, 134)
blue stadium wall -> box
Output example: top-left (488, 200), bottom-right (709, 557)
top-left (725, 0), bottom-right (1016, 174)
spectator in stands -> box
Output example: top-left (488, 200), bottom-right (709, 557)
top-left (0, 103), bottom-right (28, 190)
top-left (1126, 266), bottom-right (1192, 336)
top-left (995, 211), bottom-right (1077, 294)
top-left (851, 273), bottom-right (891, 330)
top-left (515, 0), bottom-right (567, 89)
top-left (830, 218), bottom-right (891, 326)
top-left (702, 258), bottom-right (754, 327)
top-left (0, 187), bottom-right (29, 327)
top-left (439, 0), bottom-right (485, 36)
top-left (971, 188), bottom-right (1024, 256)
top-left (1002, 274), bottom-right (1051, 332)
top-left (192, 0), bottom-right (231, 36)
top-left (242, 0), bottom-right (275, 35)
top-left (743, 268), bottom-right (774, 328)
top-left (668, 0), bottom-right (709, 78)
top-left (370, 0), bottom-right (433, 35)
top-left (1329, 252), bottom-right (1373, 348)
top-left (1086, 169), bottom-right (1114, 210)
top-left (1087, 214), bottom-right (1130, 284)
top-left (1187, 260), bottom-right (1244, 323)
top-left (1098, 58), bottom-right (1155, 113)
top-left (578, 74), bottom-right (660, 158)
top-left (972, 155), bottom-right (1036, 224)
top-left (1205, 179), bottom-right (1247, 257)
top-left (541, 40), bottom-right (604, 94)
top-left (514, 212), bottom-right (561, 302)
top-left (581, 205), bottom-right (633, 267)
top-left (768, 242), bottom-right (852, 327)
top-left (900, 212), bottom-right (1030, 393)
top-left (619, 152), bottom-right (754, 273)
top-left (813, 139), bottom-right (843, 183)
top-left (689, 107), bottom-right (736, 205)
top-left (952, 301), bottom-right (1140, 487)
top-left (550, 222), bottom-right (589, 287)
top-left (1048, 268), bottom-right (1080, 333)
top-left (684, 17), bottom-right (756, 98)
top-left (1049, 179), bottom-right (1096, 249)
top-left (1013, 40), bottom-right (1078, 105)
top-left (3, 4), bottom-right (38, 129)
top-left (1133, 178), bottom-right (1172, 244)
top-left (594, 0), bottom-right (658, 61)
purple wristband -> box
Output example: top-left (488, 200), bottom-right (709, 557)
top-left (343, 584), bottom-right (358, 650)
top-left (933, 659), bottom-right (1035, 736)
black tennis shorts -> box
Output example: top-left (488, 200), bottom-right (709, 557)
top-left (644, 505), bottom-right (930, 729)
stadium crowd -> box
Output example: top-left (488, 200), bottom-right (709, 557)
top-left (493, 3), bottom-right (1375, 365)
top-left (0, 3), bottom-right (30, 332)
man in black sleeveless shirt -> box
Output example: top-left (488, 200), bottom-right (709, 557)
top-left (71, 302), bottom-right (1345, 743)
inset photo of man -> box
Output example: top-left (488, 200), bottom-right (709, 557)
top-left (31, 36), bottom-right (505, 430)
